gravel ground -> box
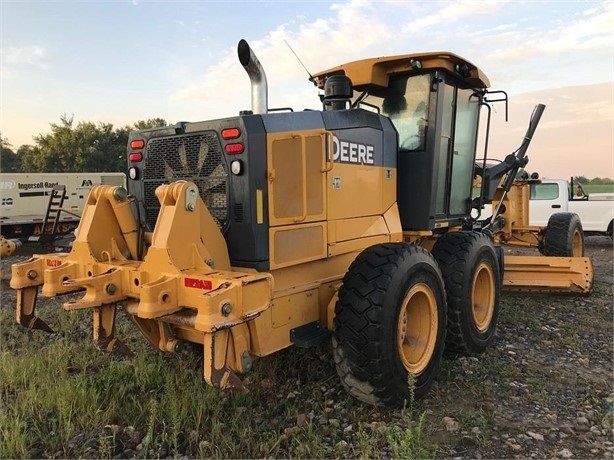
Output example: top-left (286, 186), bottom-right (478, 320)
top-left (1, 235), bottom-right (612, 459)
top-left (419, 235), bottom-right (613, 459)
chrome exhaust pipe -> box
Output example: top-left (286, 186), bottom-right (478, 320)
top-left (237, 39), bottom-right (268, 114)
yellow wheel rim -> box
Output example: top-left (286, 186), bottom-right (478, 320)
top-left (571, 229), bottom-right (583, 256)
top-left (397, 283), bottom-right (438, 375)
top-left (471, 261), bottom-right (496, 332)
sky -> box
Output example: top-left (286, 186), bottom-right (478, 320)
top-left (1, 0), bottom-right (613, 179)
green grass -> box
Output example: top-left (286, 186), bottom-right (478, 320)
top-left (472, 183), bottom-right (614, 198)
top-left (0, 297), bottom-right (434, 459)
top-left (2, 248), bottom-right (611, 459)
top-left (582, 184), bottom-right (614, 194)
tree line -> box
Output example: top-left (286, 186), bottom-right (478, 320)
top-left (2, 116), bottom-right (612, 184)
top-left (0, 115), bottom-right (167, 174)
top-left (573, 176), bottom-right (614, 185)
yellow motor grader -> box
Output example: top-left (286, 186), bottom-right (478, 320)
top-left (10, 40), bottom-right (592, 407)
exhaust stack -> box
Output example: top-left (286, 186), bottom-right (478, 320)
top-left (237, 39), bottom-right (268, 115)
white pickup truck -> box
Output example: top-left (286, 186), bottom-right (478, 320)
top-left (529, 179), bottom-right (614, 237)
top-left (478, 179), bottom-right (614, 238)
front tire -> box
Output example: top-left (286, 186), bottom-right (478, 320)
top-left (333, 243), bottom-right (447, 408)
top-left (539, 212), bottom-right (584, 257)
top-left (432, 231), bottom-right (501, 357)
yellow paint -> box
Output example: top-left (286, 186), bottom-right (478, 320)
top-left (503, 255), bottom-right (593, 294)
top-left (269, 222), bottom-right (327, 269)
top-left (267, 130), bottom-right (327, 226)
top-left (256, 189), bottom-right (263, 224)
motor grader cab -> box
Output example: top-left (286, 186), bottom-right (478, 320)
top-left (10, 39), bottom-right (593, 408)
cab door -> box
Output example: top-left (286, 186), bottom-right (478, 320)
top-left (435, 80), bottom-right (481, 219)
top-left (529, 181), bottom-right (566, 226)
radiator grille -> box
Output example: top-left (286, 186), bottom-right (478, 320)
top-left (143, 132), bottom-right (228, 230)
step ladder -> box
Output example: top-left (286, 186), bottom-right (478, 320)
top-left (30, 185), bottom-right (67, 244)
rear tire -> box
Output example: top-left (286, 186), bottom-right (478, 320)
top-left (431, 231), bottom-right (501, 357)
top-left (539, 212), bottom-right (584, 257)
top-left (333, 243), bottom-right (447, 408)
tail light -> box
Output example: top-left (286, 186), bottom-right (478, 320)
top-left (222, 128), bottom-right (244, 154)
top-left (225, 143), bottom-right (244, 154)
top-left (129, 139), bottom-right (145, 163)
top-left (129, 138), bottom-right (145, 179)
top-left (221, 128), bottom-right (241, 139)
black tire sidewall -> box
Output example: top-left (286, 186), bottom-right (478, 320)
top-left (379, 249), bottom-right (447, 400)
top-left (540, 213), bottom-right (584, 257)
top-left (432, 232), bottom-right (501, 355)
top-left (458, 238), bottom-right (500, 350)
top-left (333, 243), bottom-right (447, 406)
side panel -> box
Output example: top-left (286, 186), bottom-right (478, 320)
top-left (568, 200), bottom-right (614, 233)
top-left (223, 116), bottom-right (269, 268)
top-left (269, 222), bottom-right (327, 269)
top-left (266, 128), bottom-right (328, 270)
top-left (130, 109), bottom-right (401, 275)
top-left (267, 131), bottom-right (327, 226)
top-left (321, 110), bottom-right (397, 221)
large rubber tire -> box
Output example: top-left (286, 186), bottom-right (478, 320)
top-left (332, 243), bottom-right (447, 408)
top-left (539, 212), bottom-right (584, 257)
top-left (431, 231), bottom-right (501, 357)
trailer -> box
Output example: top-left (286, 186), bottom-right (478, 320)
top-left (0, 173), bottom-right (126, 239)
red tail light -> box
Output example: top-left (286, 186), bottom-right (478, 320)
top-left (130, 139), bottom-right (145, 149)
top-left (225, 143), bottom-right (244, 154)
top-left (129, 152), bottom-right (143, 162)
top-left (221, 128), bottom-right (241, 139)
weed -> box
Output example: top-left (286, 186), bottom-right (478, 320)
top-left (142, 398), bottom-right (157, 456)
top-left (383, 374), bottom-right (431, 459)
top-left (559, 325), bottom-right (582, 351)
top-left (0, 410), bottom-right (29, 458)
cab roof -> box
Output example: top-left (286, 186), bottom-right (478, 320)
top-left (312, 51), bottom-right (490, 91)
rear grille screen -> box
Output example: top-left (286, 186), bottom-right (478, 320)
top-left (143, 132), bottom-right (228, 230)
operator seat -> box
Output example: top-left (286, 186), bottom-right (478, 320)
top-left (382, 94), bottom-right (408, 117)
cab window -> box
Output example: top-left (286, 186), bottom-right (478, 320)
top-left (531, 183), bottom-right (559, 200)
top-left (377, 74), bottom-right (431, 151)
